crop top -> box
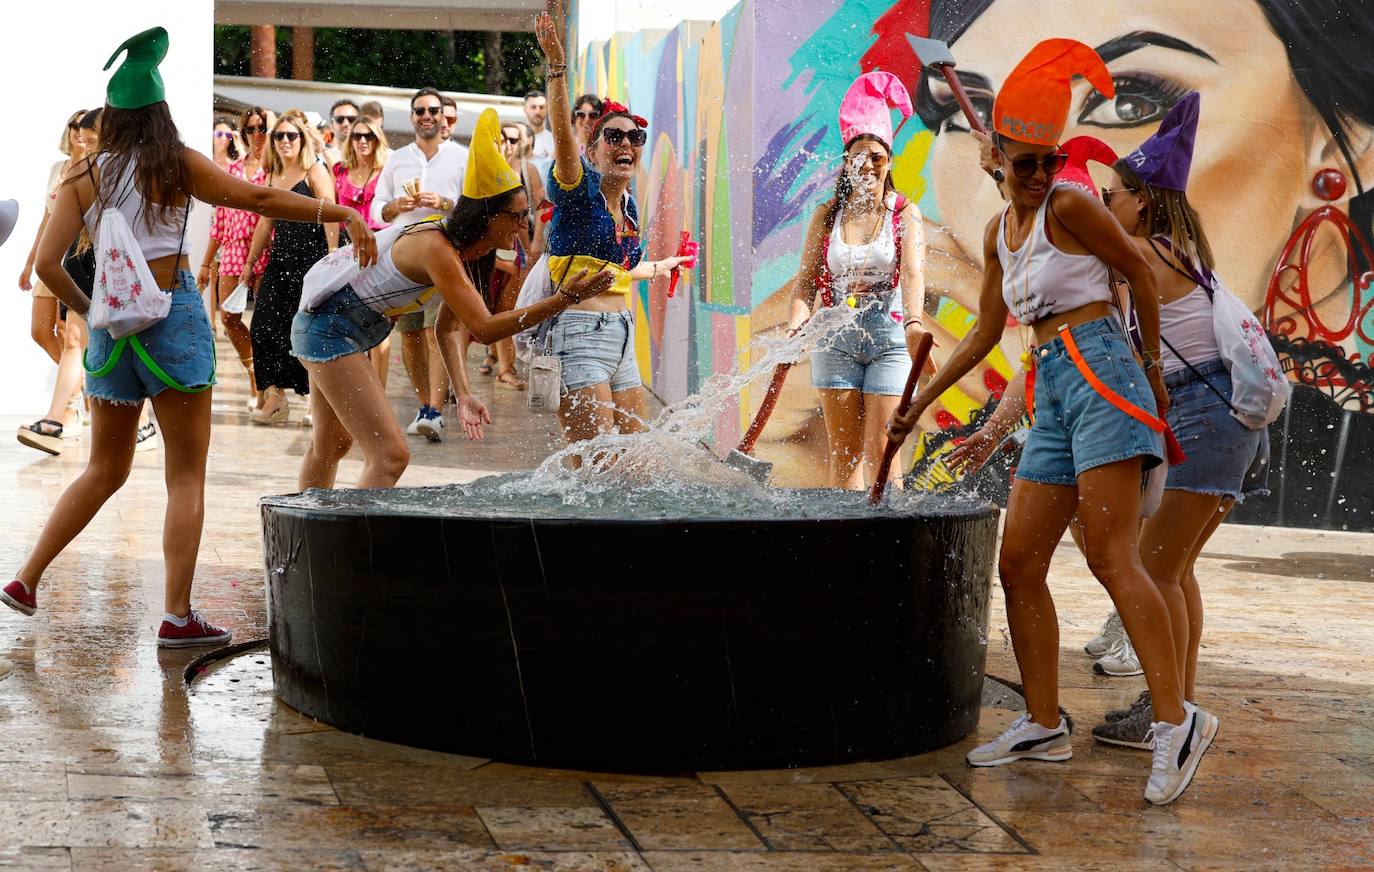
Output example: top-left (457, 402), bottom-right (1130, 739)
top-left (546, 156), bottom-right (641, 296)
top-left (997, 184), bottom-right (1111, 324)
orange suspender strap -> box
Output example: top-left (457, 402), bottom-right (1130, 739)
top-left (1058, 325), bottom-right (1164, 433)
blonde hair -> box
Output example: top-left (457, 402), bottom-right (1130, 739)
top-left (343, 118), bottom-right (390, 172)
top-left (265, 115), bottom-right (317, 177)
top-left (1115, 162), bottom-right (1215, 274)
top-left (58, 110), bottom-right (85, 156)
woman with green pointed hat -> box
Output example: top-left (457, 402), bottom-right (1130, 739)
top-left (291, 107), bottom-right (617, 491)
top-left (3, 27), bottom-right (378, 650)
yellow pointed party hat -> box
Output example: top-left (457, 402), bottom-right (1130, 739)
top-left (463, 108), bottom-right (521, 200)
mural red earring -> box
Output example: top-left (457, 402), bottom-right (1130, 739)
top-left (1264, 168), bottom-right (1374, 396)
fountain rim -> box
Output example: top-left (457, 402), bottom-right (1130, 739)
top-left (258, 487), bottom-right (1001, 526)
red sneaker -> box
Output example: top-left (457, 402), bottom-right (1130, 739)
top-left (156, 610), bottom-right (232, 648)
top-left (1, 580), bottom-right (37, 616)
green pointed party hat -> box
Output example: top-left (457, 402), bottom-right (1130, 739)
top-left (104, 27), bottom-right (169, 110)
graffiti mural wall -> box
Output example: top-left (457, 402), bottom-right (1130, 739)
top-left (575, 0), bottom-right (1374, 531)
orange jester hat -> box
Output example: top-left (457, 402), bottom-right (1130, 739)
top-left (993, 38), bottom-right (1115, 146)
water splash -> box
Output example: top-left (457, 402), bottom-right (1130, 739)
top-left (500, 302), bottom-right (866, 505)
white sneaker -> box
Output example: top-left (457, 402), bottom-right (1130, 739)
top-left (405, 411), bottom-right (425, 436)
top-left (416, 412), bottom-right (443, 442)
top-left (134, 422), bottom-right (159, 452)
top-left (1144, 707), bottom-right (1218, 805)
top-left (966, 714), bottom-right (1072, 767)
top-left (1085, 610), bottom-right (1123, 657)
top-left (1093, 633), bottom-right (1143, 676)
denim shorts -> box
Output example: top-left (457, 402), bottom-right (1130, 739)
top-left (1016, 317), bottom-right (1164, 486)
top-left (84, 272), bottom-right (216, 405)
top-left (291, 285), bottom-right (393, 364)
top-left (548, 309), bottom-right (642, 393)
top-left (1164, 359), bottom-right (1268, 502)
top-left (809, 298), bottom-right (909, 395)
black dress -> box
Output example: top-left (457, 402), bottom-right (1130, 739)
top-left (250, 179), bottom-right (326, 395)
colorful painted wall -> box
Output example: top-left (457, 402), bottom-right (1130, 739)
top-left (576, 0), bottom-right (1374, 531)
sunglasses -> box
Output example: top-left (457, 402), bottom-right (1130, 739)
top-left (213, 130), bottom-right (236, 139)
top-left (573, 110), bottom-right (597, 121)
top-left (333, 114), bottom-right (357, 125)
top-left (413, 106), bottom-right (442, 117)
top-left (351, 131), bottom-right (377, 142)
top-left (273, 131), bottom-right (301, 143)
top-left (243, 125), bottom-right (265, 135)
top-left (503, 135), bottom-right (522, 145)
top-left (598, 128), bottom-right (647, 148)
top-left (494, 208), bottom-right (525, 220)
top-left (1005, 152), bottom-right (1068, 180)
top-left (1101, 186), bottom-right (1137, 206)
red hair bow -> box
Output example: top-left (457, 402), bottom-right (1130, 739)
top-left (599, 99), bottom-right (647, 128)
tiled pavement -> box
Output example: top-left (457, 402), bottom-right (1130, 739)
top-left (1, 334), bottom-right (1371, 870)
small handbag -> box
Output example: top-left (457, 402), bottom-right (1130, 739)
top-left (527, 323), bottom-right (561, 413)
top-left (222, 282), bottom-right (250, 314)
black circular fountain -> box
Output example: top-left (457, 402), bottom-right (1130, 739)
top-left (260, 479), bottom-right (998, 772)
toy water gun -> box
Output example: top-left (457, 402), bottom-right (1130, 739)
top-left (667, 231), bottom-right (699, 298)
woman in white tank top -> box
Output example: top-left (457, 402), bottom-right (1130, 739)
top-left (942, 93), bottom-right (1265, 757)
top-left (887, 40), bottom-right (1217, 806)
top-left (5, 27), bottom-right (378, 651)
top-left (785, 72), bottom-right (930, 490)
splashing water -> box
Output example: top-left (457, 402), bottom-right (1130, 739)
top-left (498, 302), bottom-right (882, 507)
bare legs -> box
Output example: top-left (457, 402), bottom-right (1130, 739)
top-left (301, 354), bottom-right (409, 489)
top-left (30, 297), bottom-right (61, 364)
top-left (819, 389), bottom-right (903, 490)
top-left (42, 315), bottom-right (87, 427)
top-left (1139, 491), bottom-right (1232, 702)
top-left (16, 388), bottom-right (212, 617)
top-left (216, 274), bottom-right (258, 400)
top-left (400, 327), bottom-right (431, 412)
top-left (999, 459), bottom-right (1187, 728)
top-left (370, 335), bottom-right (392, 389)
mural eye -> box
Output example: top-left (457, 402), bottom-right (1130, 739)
top-left (942, 98), bottom-right (992, 134)
top-left (1078, 73), bottom-right (1189, 129)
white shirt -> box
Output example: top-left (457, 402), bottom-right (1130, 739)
top-left (532, 128), bottom-right (555, 159)
top-left (372, 139), bottom-right (468, 227)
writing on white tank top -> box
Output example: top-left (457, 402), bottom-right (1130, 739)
top-left (997, 184), bottom-right (1112, 324)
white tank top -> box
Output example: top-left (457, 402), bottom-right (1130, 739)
top-left (301, 220), bottom-right (444, 316)
top-left (81, 154), bottom-right (189, 261)
top-left (997, 184), bottom-right (1112, 324)
top-left (1159, 286), bottom-right (1219, 375)
top-left (826, 192), bottom-right (902, 314)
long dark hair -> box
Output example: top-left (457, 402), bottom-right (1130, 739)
top-left (823, 134), bottom-right (898, 231)
top-left (77, 102), bottom-right (189, 233)
top-left (442, 186), bottom-right (526, 250)
top-left (214, 113), bottom-right (240, 161)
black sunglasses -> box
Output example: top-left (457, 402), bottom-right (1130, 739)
top-left (503, 135), bottom-right (522, 145)
top-left (351, 131), bottom-right (377, 142)
top-left (1101, 186), bottom-right (1137, 207)
top-left (243, 125), bottom-right (265, 135)
top-left (413, 106), bottom-right (442, 117)
top-left (573, 110), bottom-right (597, 120)
top-left (272, 130), bottom-right (301, 143)
top-left (1007, 152), bottom-right (1068, 180)
top-left (333, 114), bottom-right (357, 125)
top-left (598, 128), bottom-right (647, 148)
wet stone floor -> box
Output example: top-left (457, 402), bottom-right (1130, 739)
top-left (1, 336), bottom-right (1372, 871)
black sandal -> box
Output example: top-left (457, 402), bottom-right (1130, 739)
top-left (16, 419), bottom-right (64, 456)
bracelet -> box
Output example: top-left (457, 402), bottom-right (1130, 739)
top-left (547, 71), bottom-right (565, 81)
top-left (548, 62), bottom-right (567, 72)
top-left (557, 286), bottom-right (577, 301)
top-left (902, 316), bottom-right (923, 328)
top-left (315, 198), bottom-right (324, 225)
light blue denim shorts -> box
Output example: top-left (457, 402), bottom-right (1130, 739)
top-left (809, 298), bottom-right (909, 396)
top-left (291, 285), bottom-right (393, 364)
top-left (1016, 317), bottom-right (1164, 486)
top-left (84, 271), bottom-right (216, 405)
top-left (1164, 359), bottom-right (1268, 501)
top-left (548, 309), bottom-right (642, 393)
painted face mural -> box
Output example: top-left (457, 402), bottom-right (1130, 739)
top-left (575, 0), bottom-right (1374, 530)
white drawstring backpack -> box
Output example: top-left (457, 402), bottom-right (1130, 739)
top-left (84, 162), bottom-right (189, 339)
